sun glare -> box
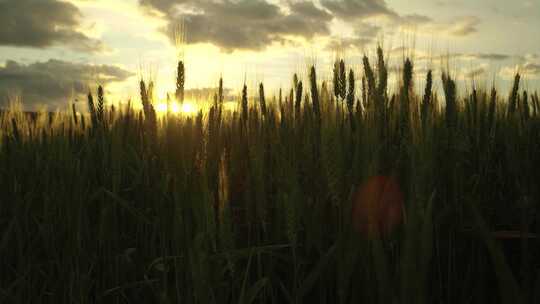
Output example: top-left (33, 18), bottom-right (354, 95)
top-left (154, 101), bottom-right (198, 115)
top-left (155, 103), bottom-right (168, 113)
top-left (181, 102), bottom-right (196, 114)
top-left (167, 103), bottom-right (178, 113)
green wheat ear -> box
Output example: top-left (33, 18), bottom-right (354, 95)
top-left (11, 118), bottom-right (20, 143)
top-left (376, 46), bottom-right (388, 98)
top-left (218, 76), bottom-right (224, 104)
top-left (421, 70), bottom-right (433, 133)
top-left (259, 83), bottom-right (267, 116)
top-left (339, 59), bottom-right (347, 101)
top-left (72, 102), bottom-right (78, 126)
top-left (347, 68), bottom-right (356, 131)
top-left (310, 66), bottom-right (320, 120)
top-left (531, 91), bottom-right (538, 117)
top-left (176, 60), bottom-right (185, 103)
top-left (361, 75), bottom-right (367, 109)
top-left (333, 60), bottom-right (340, 100)
top-left (442, 72), bottom-right (457, 130)
top-left (241, 83), bottom-right (248, 124)
top-left (488, 87), bottom-right (497, 135)
top-left (97, 85), bottom-right (105, 125)
top-left (400, 58), bottom-right (413, 139)
top-left (362, 55), bottom-right (376, 110)
top-left (508, 73), bottom-right (520, 117)
top-left (522, 91), bottom-right (530, 120)
top-left (295, 80), bottom-right (303, 120)
top-left (87, 91), bottom-right (97, 128)
top-left (347, 69), bottom-right (355, 113)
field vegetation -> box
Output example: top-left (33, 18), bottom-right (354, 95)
top-left (1, 47), bottom-right (539, 303)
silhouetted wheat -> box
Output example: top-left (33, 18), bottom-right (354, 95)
top-left (176, 60), bottom-right (185, 103)
top-left (0, 50), bottom-right (539, 304)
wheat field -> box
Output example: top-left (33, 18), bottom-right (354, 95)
top-left (1, 48), bottom-right (539, 303)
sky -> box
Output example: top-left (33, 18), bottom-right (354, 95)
top-left (0, 0), bottom-right (539, 110)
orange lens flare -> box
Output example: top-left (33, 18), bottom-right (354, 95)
top-left (352, 175), bottom-right (403, 238)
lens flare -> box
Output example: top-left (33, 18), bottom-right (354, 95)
top-left (352, 175), bottom-right (403, 238)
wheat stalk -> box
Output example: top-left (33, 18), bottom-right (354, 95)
top-left (176, 61), bottom-right (185, 104)
top-left (442, 72), bottom-right (457, 130)
top-left (508, 73), bottom-right (520, 117)
top-left (259, 83), bottom-right (267, 116)
top-left (87, 91), bottom-right (97, 127)
top-left (421, 70), bottom-right (433, 133)
top-left (295, 80), bottom-right (303, 120)
top-left (309, 66), bottom-right (320, 121)
top-left (97, 85), bottom-right (105, 125)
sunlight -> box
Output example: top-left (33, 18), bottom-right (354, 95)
top-left (154, 101), bottom-right (197, 115)
top-left (180, 102), bottom-right (197, 114)
top-left (223, 101), bottom-right (238, 112)
top-left (170, 102), bottom-right (180, 113)
top-left (155, 103), bottom-right (168, 113)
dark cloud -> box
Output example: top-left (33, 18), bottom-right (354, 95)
top-left (167, 0), bottom-right (332, 51)
top-left (289, 1), bottom-right (331, 20)
top-left (398, 14), bottom-right (433, 26)
top-left (0, 0), bottom-right (105, 52)
top-left (325, 36), bottom-right (372, 51)
top-left (319, 0), bottom-right (437, 31)
top-left (0, 59), bottom-right (133, 109)
top-left (418, 52), bottom-right (510, 62)
top-left (139, 0), bottom-right (186, 13)
top-left (468, 53), bottom-right (511, 61)
top-left (326, 23), bottom-right (381, 51)
top-left (140, 0), bottom-right (333, 51)
top-left (140, 0), bottom-right (474, 52)
top-left (320, 0), bottom-right (396, 20)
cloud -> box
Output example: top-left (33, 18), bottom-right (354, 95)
top-left (465, 53), bottom-right (511, 61)
top-left (139, 0), bottom-right (183, 13)
top-left (139, 0), bottom-right (478, 52)
top-left (0, 0), bottom-right (106, 52)
top-left (325, 36), bottom-right (372, 52)
top-left (500, 62), bottom-right (540, 79)
top-left (320, 0), bottom-right (397, 20)
top-left (0, 59), bottom-right (133, 109)
top-left (418, 52), bottom-right (512, 62)
top-left (387, 63), bottom-right (432, 76)
top-left (397, 15), bottom-right (481, 38)
top-left (140, 0), bottom-right (332, 51)
top-left (464, 67), bottom-right (487, 78)
top-left (325, 23), bottom-right (381, 51)
top-left (319, 1), bottom-right (432, 30)
top-left (521, 63), bottom-right (540, 76)
top-left (398, 14), bottom-right (433, 26)
top-left (524, 53), bottom-right (539, 62)
top-left (433, 16), bottom-right (481, 37)
top-left (184, 87), bottom-right (233, 101)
